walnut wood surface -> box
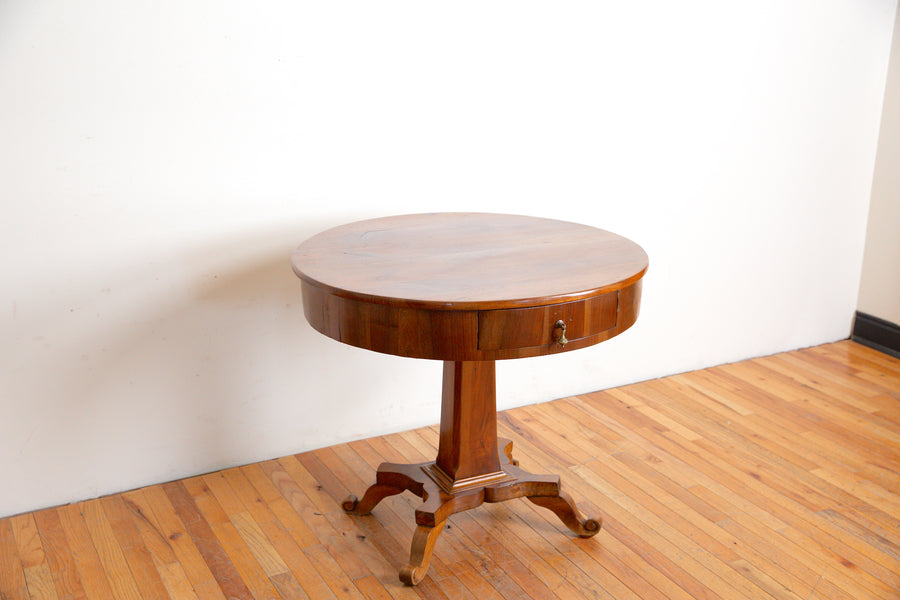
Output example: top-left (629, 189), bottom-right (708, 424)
top-left (294, 213), bottom-right (647, 361)
top-left (435, 361), bottom-right (501, 483)
top-left (292, 213), bottom-right (648, 584)
top-left (293, 212), bottom-right (648, 310)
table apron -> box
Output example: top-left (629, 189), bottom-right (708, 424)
top-left (300, 279), bottom-right (641, 361)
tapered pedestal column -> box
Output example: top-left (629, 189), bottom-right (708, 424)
top-left (342, 360), bottom-right (600, 585)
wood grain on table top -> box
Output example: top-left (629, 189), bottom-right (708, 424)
top-left (291, 213), bottom-right (648, 311)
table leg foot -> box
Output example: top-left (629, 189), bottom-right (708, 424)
top-left (528, 490), bottom-right (602, 538)
top-left (343, 482), bottom-right (403, 516)
top-left (341, 495), bottom-right (359, 512)
top-left (400, 520), bottom-right (447, 585)
top-left (344, 462), bottom-right (420, 516)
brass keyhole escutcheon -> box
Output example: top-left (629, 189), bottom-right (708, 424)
top-left (554, 320), bottom-right (568, 347)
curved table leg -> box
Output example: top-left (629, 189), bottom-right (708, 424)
top-left (486, 441), bottom-right (601, 538)
top-left (343, 484), bottom-right (402, 515)
top-left (342, 459), bottom-right (488, 585)
top-left (528, 489), bottom-right (601, 538)
top-left (342, 462), bottom-right (423, 516)
top-left (400, 521), bottom-right (447, 585)
top-left (343, 439), bottom-right (600, 584)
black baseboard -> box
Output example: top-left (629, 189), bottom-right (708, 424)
top-left (852, 311), bottom-right (900, 358)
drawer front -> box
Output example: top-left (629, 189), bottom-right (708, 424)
top-left (477, 292), bottom-right (618, 352)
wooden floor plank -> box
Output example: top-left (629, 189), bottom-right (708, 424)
top-left (260, 517), bottom-right (333, 599)
top-left (9, 513), bottom-right (45, 570)
top-left (304, 543), bottom-right (368, 600)
top-left (260, 455), bottom-right (410, 594)
top-left (79, 499), bottom-right (143, 600)
top-left (56, 503), bottom-right (119, 600)
top-left (32, 508), bottom-right (88, 600)
top-left (576, 460), bottom-right (776, 600)
top-left (0, 517), bottom-right (29, 600)
top-left (450, 510), bottom-right (558, 600)
top-left (21, 562), bottom-right (59, 600)
top-left (608, 449), bottom-right (816, 595)
top-left (805, 345), bottom-right (900, 395)
top-left (185, 477), bottom-right (285, 600)
top-left (124, 485), bottom-right (222, 597)
top-left (490, 435), bottom-right (701, 600)
top-left (163, 480), bottom-right (255, 600)
top-left (7, 341), bottom-right (900, 599)
top-left (282, 453), bottom-right (386, 584)
top-left (10, 513), bottom-right (60, 600)
top-left (572, 398), bottom-right (894, 600)
top-left (99, 494), bottom-right (171, 600)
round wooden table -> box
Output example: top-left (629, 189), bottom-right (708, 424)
top-left (292, 213), bottom-right (648, 585)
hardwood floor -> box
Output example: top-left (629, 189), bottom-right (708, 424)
top-left (2, 340), bottom-right (899, 599)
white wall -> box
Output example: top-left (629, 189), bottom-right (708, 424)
top-left (1, 1), bottom-right (896, 519)
top-left (859, 7), bottom-right (900, 325)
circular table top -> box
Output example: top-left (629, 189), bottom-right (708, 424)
top-left (292, 213), bottom-right (648, 311)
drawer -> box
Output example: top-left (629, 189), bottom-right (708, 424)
top-left (477, 292), bottom-right (618, 352)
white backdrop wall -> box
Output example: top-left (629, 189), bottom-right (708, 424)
top-left (859, 6), bottom-right (900, 326)
top-left (1, 1), bottom-right (896, 518)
